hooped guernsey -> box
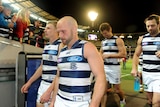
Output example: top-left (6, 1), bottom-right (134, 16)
top-left (101, 36), bottom-right (120, 66)
top-left (41, 39), bottom-right (61, 83)
top-left (57, 39), bottom-right (93, 102)
top-left (142, 33), bottom-right (160, 72)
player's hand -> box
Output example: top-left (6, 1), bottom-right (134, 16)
top-left (131, 69), bottom-right (138, 77)
top-left (155, 51), bottom-right (160, 58)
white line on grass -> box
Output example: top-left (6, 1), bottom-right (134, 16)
top-left (121, 74), bottom-right (131, 78)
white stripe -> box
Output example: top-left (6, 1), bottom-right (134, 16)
top-left (42, 54), bottom-right (57, 61)
top-left (43, 65), bottom-right (57, 70)
top-left (143, 64), bottom-right (160, 70)
top-left (0, 28), bottom-right (9, 32)
top-left (58, 63), bottom-right (90, 71)
top-left (143, 55), bottom-right (160, 61)
top-left (58, 89), bottom-right (91, 101)
top-left (0, 34), bottom-right (9, 37)
top-left (144, 37), bottom-right (160, 41)
top-left (60, 48), bottom-right (83, 57)
top-left (44, 45), bottom-right (58, 50)
top-left (42, 74), bottom-right (56, 80)
top-left (59, 77), bottom-right (91, 86)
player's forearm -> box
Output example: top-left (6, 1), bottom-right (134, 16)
top-left (50, 76), bottom-right (59, 104)
top-left (132, 54), bottom-right (139, 70)
top-left (90, 76), bottom-right (106, 107)
top-left (27, 65), bottom-right (42, 84)
top-left (45, 79), bottom-right (55, 94)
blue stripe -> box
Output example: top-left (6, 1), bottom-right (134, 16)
top-left (42, 79), bottom-right (52, 83)
top-left (42, 70), bottom-right (57, 75)
top-left (71, 39), bottom-right (82, 49)
top-left (104, 42), bottom-right (116, 46)
top-left (59, 84), bottom-right (91, 93)
top-left (43, 60), bottom-right (57, 66)
top-left (57, 94), bottom-right (73, 101)
top-left (53, 39), bottom-right (61, 45)
top-left (143, 60), bottom-right (160, 65)
top-left (60, 71), bottom-right (91, 78)
top-left (143, 68), bottom-right (160, 72)
top-left (143, 51), bottom-right (156, 55)
top-left (104, 62), bottom-right (120, 65)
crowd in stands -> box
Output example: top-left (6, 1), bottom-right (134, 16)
top-left (0, 1), bottom-right (47, 48)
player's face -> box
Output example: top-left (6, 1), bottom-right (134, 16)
top-left (101, 30), bottom-right (112, 39)
top-left (57, 22), bottom-right (72, 45)
top-left (44, 23), bottom-right (57, 39)
top-left (146, 19), bottom-right (159, 35)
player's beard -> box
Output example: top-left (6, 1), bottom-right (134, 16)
top-left (148, 29), bottom-right (158, 36)
top-left (61, 36), bottom-right (72, 45)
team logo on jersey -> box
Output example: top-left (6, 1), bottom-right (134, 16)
top-left (108, 43), bottom-right (114, 46)
top-left (70, 62), bottom-right (77, 70)
top-left (142, 42), bottom-right (148, 46)
top-left (67, 56), bottom-right (83, 62)
top-left (57, 58), bottom-right (62, 63)
top-left (153, 41), bottom-right (160, 45)
top-left (48, 55), bottom-right (53, 60)
top-left (48, 50), bottom-right (57, 55)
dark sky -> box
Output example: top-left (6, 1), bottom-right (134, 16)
top-left (31, 0), bottom-right (160, 33)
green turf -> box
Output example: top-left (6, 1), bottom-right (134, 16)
top-left (121, 59), bottom-right (134, 80)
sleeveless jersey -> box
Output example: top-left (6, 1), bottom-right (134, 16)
top-left (57, 40), bottom-right (92, 101)
top-left (101, 36), bottom-right (120, 66)
top-left (142, 33), bottom-right (160, 72)
top-left (41, 39), bottom-right (61, 83)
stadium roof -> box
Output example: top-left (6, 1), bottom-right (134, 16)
top-left (2, 0), bottom-right (59, 22)
top-left (2, 0), bottom-right (90, 31)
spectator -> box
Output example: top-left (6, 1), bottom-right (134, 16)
top-left (29, 20), bottom-right (44, 46)
top-left (13, 8), bottom-right (30, 43)
top-left (35, 29), bottom-right (45, 48)
top-left (0, 0), bottom-right (3, 12)
top-left (0, 3), bottom-right (16, 38)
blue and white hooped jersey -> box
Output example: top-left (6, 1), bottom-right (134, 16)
top-left (57, 40), bottom-right (92, 102)
top-left (41, 39), bottom-right (61, 82)
top-left (101, 36), bottom-right (120, 65)
top-left (142, 33), bottom-right (160, 72)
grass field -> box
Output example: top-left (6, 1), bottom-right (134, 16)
top-left (120, 59), bottom-right (134, 80)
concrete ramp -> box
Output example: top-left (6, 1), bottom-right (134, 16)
top-left (0, 37), bottom-right (43, 68)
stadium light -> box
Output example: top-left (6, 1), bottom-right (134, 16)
top-left (88, 11), bottom-right (98, 27)
top-left (11, 4), bottom-right (20, 11)
top-left (2, 0), bottom-right (9, 3)
top-left (127, 35), bottom-right (132, 38)
top-left (38, 17), bottom-right (47, 23)
top-left (30, 14), bottom-right (38, 20)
